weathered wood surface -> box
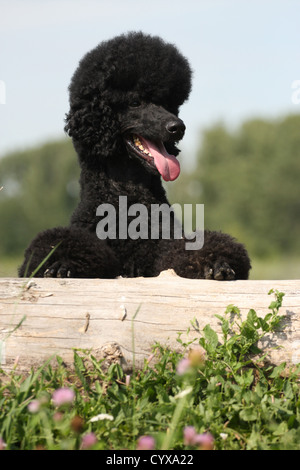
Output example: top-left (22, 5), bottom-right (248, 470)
top-left (0, 272), bottom-right (299, 375)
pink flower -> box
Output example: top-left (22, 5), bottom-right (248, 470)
top-left (183, 426), bottom-right (197, 445)
top-left (125, 375), bottom-right (131, 387)
top-left (136, 435), bottom-right (155, 450)
top-left (28, 400), bottom-right (40, 413)
top-left (194, 433), bottom-right (214, 450)
top-left (81, 432), bottom-right (98, 450)
top-left (53, 411), bottom-right (63, 422)
top-left (52, 387), bottom-right (75, 407)
top-left (176, 358), bottom-right (191, 375)
top-left (183, 427), bottom-right (214, 450)
top-left (0, 437), bottom-right (6, 450)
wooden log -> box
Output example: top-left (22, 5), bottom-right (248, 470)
top-left (0, 271), bottom-right (299, 375)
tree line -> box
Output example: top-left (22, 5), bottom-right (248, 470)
top-left (0, 114), bottom-right (299, 264)
top-left (169, 114), bottom-right (300, 259)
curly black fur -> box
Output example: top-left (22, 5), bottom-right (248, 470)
top-left (19, 32), bottom-right (251, 280)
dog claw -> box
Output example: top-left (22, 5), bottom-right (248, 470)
top-left (204, 266), bottom-right (214, 279)
top-left (57, 266), bottom-right (71, 278)
top-left (44, 268), bottom-right (55, 278)
top-left (214, 262), bottom-right (236, 280)
top-left (214, 269), bottom-right (235, 281)
top-left (44, 262), bottom-right (73, 278)
top-left (204, 261), bottom-right (236, 281)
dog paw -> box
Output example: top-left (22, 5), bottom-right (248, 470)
top-left (204, 261), bottom-right (236, 281)
top-left (44, 261), bottom-right (72, 278)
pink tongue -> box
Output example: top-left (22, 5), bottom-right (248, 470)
top-left (140, 137), bottom-right (180, 181)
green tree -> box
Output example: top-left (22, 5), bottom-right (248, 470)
top-left (0, 139), bottom-right (79, 258)
top-left (1, 115), bottom-right (300, 270)
top-left (168, 114), bottom-right (300, 259)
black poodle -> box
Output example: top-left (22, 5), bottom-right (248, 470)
top-left (19, 32), bottom-right (251, 280)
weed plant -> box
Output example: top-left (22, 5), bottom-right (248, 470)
top-left (0, 289), bottom-right (299, 450)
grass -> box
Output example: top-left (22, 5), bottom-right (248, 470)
top-left (0, 289), bottom-right (299, 450)
top-left (250, 256), bottom-right (300, 280)
top-left (0, 256), bottom-right (23, 277)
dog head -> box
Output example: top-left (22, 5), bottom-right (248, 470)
top-left (65, 31), bottom-right (192, 178)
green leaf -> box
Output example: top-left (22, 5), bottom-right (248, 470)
top-left (215, 314), bottom-right (230, 337)
top-left (235, 368), bottom-right (254, 387)
top-left (239, 406), bottom-right (258, 422)
top-left (268, 362), bottom-right (286, 378)
top-left (225, 304), bottom-right (241, 317)
top-left (247, 309), bottom-right (263, 332)
top-left (203, 324), bottom-right (219, 349)
top-left (272, 421), bottom-right (288, 436)
top-left (73, 351), bottom-right (89, 390)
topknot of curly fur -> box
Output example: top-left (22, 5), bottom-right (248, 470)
top-left (64, 32), bottom-right (192, 164)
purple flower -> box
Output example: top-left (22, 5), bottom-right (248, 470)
top-left (136, 435), bottom-right (155, 450)
top-left (183, 427), bottom-right (214, 450)
top-left (28, 400), bottom-right (40, 413)
top-left (176, 358), bottom-right (191, 375)
top-left (52, 387), bottom-right (75, 407)
top-left (183, 426), bottom-right (197, 445)
top-left (81, 432), bottom-right (98, 450)
top-left (194, 432), bottom-right (214, 450)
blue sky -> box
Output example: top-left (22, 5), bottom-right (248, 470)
top-left (1, 0), bottom-right (300, 165)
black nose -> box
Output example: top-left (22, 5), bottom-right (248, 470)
top-left (166, 119), bottom-right (186, 139)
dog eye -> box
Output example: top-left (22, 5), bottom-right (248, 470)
top-left (129, 100), bottom-right (141, 108)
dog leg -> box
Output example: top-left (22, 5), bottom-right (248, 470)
top-left (18, 226), bottom-right (120, 279)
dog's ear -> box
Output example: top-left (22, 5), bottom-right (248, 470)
top-left (64, 91), bottom-right (121, 165)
